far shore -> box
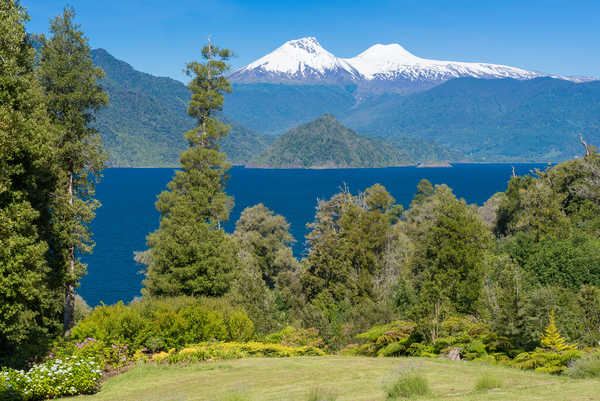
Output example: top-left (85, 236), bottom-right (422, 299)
top-left (106, 160), bottom-right (555, 169)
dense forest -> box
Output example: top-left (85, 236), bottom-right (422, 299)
top-left (226, 78), bottom-right (600, 162)
top-left (1, 2), bottom-right (599, 399)
top-left (249, 114), bottom-right (462, 168)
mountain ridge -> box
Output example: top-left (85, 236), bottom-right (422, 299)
top-left (91, 48), bottom-right (273, 167)
top-left (229, 37), bottom-right (595, 94)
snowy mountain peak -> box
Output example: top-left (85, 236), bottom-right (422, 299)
top-left (231, 37), bottom-right (591, 92)
top-left (355, 43), bottom-right (420, 62)
top-left (242, 36), bottom-right (356, 77)
top-left (344, 43), bottom-right (423, 79)
top-left (284, 37), bottom-right (322, 53)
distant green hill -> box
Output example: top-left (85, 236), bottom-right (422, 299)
top-left (222, 78), bottom-right (600, 162)
top-left (344, 77), bottom-right (600, 161)
top-left (250, 114), bottom-right (456, 168)
top-left (91, 49), bottom-right (271, 167)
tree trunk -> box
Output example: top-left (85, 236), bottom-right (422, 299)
top-left (64, 171), bottom-right (75, 336)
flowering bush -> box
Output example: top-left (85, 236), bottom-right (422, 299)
top-left (0, 356), bottom-right (102, 400)
top-left (53, 337), bottom-right (105, 362)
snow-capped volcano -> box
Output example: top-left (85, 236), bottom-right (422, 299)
top-left (228, 37), bottom-right (360, 84)
top-left (230, 37), bottom-right (590, 93)
top-left (343, 43), bottom-right (540, 81)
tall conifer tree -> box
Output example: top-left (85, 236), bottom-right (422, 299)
top-left (0, 0), bottom-right (59, 365)
top-left (142, 42), bottom-right (237, 296)
top-left (39, 6), bottom-right (108, 334)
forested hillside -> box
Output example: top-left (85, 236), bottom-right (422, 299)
top-left (91, 49), bottom-right (272, 166)
top-left (251, 114), bottom-right (461, 168)
top-left (91, 48), bottom-right (600, 165)
top-left (345, 77), bottom-right (600, 161)
top-left (221, 78), bottom-right (600, 162)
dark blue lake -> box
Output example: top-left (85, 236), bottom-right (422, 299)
top-left (80, 164), bottom-right (546, 306)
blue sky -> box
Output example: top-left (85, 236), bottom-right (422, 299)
top-left (22, 0), bottom-right (600, 82)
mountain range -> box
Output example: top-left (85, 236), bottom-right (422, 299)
top-left (229, 37), bottom-right (593, 94)
top-left (91, 49), bottom-right (273, 167)
top-left (88, 39), bottom-right (599, 167)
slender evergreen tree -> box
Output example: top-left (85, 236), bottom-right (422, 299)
top-left (142, 42), bottom-right (237, 297)
top-left (0, 0), bottom-right (59, 365)
top-left (39, 6), bottom-right (108, 334)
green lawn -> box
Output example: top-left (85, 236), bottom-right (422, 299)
top-left (62, 357), bottom-right (599, 401)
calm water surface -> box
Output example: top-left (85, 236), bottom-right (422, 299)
top-left (80, 164), bottom-right (546, 306)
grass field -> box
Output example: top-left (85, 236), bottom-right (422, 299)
top-left (61, 357), bottom-right (599, 401)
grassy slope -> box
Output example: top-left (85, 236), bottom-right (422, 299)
top-left (62, 357), bottom-right (599, 401)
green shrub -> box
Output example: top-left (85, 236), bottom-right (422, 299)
top-left (70, 297), bottom-right (255, 354)
top-left (566, 351), bottom-right (600, 378)
top-left (265, 326), bottom-right (325, 349)
top-left (385, 369), bottom-right (430, 399)
top-left (354, 321), bottom-right (416, 357)
top-left (167, 341), bottom-right (325, 364)
top-left (511, 349), bottom-right (582, 374)
top-left (0, 356), bottom-right (102, 400)
top-left (226, 311), bottom-right (255, 342)
top-left (70, 301), bottom-right (147, 352)
top-left (475, 373), bottom-right (503, 391)
top-left (306, 387), bottom-right (337, 401)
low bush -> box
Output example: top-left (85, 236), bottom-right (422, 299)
top-left (51, 337), bottom-right (130, 372)
top-left (70, 297), bottom-right (254, 354)
top-left (352, 321), bottom-right (417, 357)
top-left (306, 387), bottom-right (337, 401)
top-left (566, 351), bottom-right (600, 378)
top-left (511, 349), bottom-right (582, 374)
top-left (167, 341), bottom-right (325, 364)
top-left (264, 326), bottom-right (325, 349)
top-left (385, 368), bottom-right (430, 400)
top-left (0, 356), bottom-right (102, 400)
top-left (474, 373), bottom-right (503, 391)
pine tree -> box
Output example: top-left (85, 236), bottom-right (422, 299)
top-left (142, 42), bottom-right (237, 297)
top-left (38, 6), bottom-right (108, 334)
top-left (0, 0), bottom-right (59, 365)
top-left (541, 310), bottom-right (577, 352)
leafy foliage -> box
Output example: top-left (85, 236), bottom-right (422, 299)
top-left (566, 351), bottom-right (600, 378)
top-left (541, 311), bottom-right (577, 352)
top-left (264, 326), bottom-right (325, 349)
top-left (233, 204), bottom-right (298, 288)
top-left (70, 297), bottom-right (254, 353)
top-left (166, 341), bottom-right (325, 364)
top-left (39, 5), bottom-right (109, 334)
top-left (0, 0), bottom-right (61, 366)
